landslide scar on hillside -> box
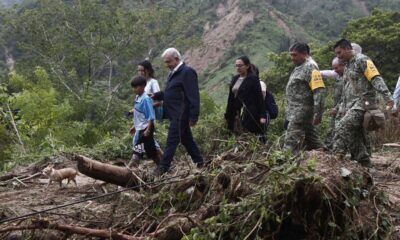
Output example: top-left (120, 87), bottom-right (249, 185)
top-left (184, 0), bottom-right (254, 73)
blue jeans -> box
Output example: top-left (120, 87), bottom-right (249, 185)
top-left (159, 120), bottom-right (203, 170)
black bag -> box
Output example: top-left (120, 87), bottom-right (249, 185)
top-left (265, 91), bottom-right (279, 119)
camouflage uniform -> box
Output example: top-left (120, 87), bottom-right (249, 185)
top-left (284, 59), bottom-right (326, 151)
top-left (336, 77), bottom-right (372, 158)
top-left (333, 77), bottom-right (344, 106)
top-left (325, 75), bottom-right (344, 148)
top-left (333, 53), bottom-right (392, 164)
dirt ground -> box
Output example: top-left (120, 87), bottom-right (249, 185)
top-left (0, 149), bottom-right (399, 239)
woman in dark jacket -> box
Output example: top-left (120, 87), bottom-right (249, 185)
top-left (225, 56), bottom-right (266, 135)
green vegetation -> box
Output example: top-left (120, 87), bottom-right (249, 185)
top-left (0, 0), bottom-right (203, 168)
top-left (343, 9), bottom-right (400, 88)
top-left (0, 1), bottom-right (399, 239)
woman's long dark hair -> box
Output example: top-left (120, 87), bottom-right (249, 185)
top-left (138, 60), bottom-right (155, 78)
top-left (250, 64), bottom-right (259, 77)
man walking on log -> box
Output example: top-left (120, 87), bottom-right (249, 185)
top-left (152, 48), bottom-right (204, 176)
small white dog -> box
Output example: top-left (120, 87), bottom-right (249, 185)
top-left (42, 164), bottom-right (78, 188)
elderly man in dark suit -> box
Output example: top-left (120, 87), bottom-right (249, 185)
top-left (152, 48), bottom-right (203, 175)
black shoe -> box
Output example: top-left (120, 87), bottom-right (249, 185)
top-left (153, 166), bottom-right (168, 176)
top-left (336, 153), bottom-right (346, 161)
top-left (152, 156), bottom-right (160, 165)
top-left (195, 162), bottom-right (204, 169)
top-left (359, 161), bottom-right (372, 168)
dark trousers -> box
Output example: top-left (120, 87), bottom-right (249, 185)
top-left (135, 129), bottom-right (158, 161)
top-left (159, 120), bottom-right (203, 170)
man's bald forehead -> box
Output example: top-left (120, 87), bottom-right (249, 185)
top-left (332, 57), bottom-right (340, 65)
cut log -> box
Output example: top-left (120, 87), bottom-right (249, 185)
top-left (75, 155), bottom-right (139, 189)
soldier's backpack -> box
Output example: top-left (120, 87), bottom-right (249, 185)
top-left (350, 79), bottom-right (386, 131)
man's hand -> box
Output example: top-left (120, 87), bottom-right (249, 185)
top-left (189, 121), bottom-right (197, 127)
top-left (330, 108), bottom-right (337, 117)
top-left (312, 117), bottom-right (321, 126)
top-left (386, 100), bottom-right (394, 111)
top-left (260, 118), bottom-right (267, 124)
top-left (129, 127), bottom-right (135, 135)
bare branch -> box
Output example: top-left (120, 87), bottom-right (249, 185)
top-left (0, 219), bottom-right (142, 240)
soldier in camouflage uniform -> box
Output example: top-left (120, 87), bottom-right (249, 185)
top-left (284, 42), bottom-right (326, 151)
top-left (320, 57), bottom-right (345, 148)
top-left (332, 43), bottom-right (371, 155)
top-left (335, 42), bottom-right (363, 127)
top-left (332, 39), bottom-right (393, 166)
top-left (337, 70), bottom-right (372, 158)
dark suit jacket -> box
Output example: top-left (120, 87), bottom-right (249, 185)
top-left (153, 63), bottom-right (200, 122)
top-left (225, 73), bottom-right (266, 134)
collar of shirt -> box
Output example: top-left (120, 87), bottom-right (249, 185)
top-left (294, 61), bottom-right (307, 70)
top-left (348, 53), bottom-right (357, 66)
top-left (172, 61), bottom-right (183, 73)
top-left (307, 57), bottom-right (318, 69)
top-left (336, 74), bottom-right (344, 81)
top-left (135, 93), bottom-right (146, 103)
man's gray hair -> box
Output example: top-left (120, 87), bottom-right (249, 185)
top-left (351, 43), bottom-right (362, 54)
top-left (162, 48), bottom-right (182, 60)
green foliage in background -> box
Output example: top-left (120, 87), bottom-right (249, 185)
top-left (342, 9), bottom-right (400, 88)
top-left (0, 0), bottom-right (203, 170)
top-left (9, 68), bottom-right (73, 146)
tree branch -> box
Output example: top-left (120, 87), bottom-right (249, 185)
top-left (6, 103), bottom-right (26, 154)
top-left (0, 219), bottom-right (142, 240)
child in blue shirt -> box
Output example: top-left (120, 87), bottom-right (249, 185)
top-left (128, 76), bottom-right (160, 167)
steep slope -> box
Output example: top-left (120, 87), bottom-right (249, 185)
top-left (184, 0), bottom-right (255, 73)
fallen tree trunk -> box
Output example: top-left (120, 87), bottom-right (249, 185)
top-left (0, 219), bottom-right (142, 240)
top-left (75, 155), bottom-right (139, 188)
top-left (0, 174), bottom-right (18, 181)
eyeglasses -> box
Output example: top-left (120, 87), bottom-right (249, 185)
top-left (235, 64), bottom-right (244, 68)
